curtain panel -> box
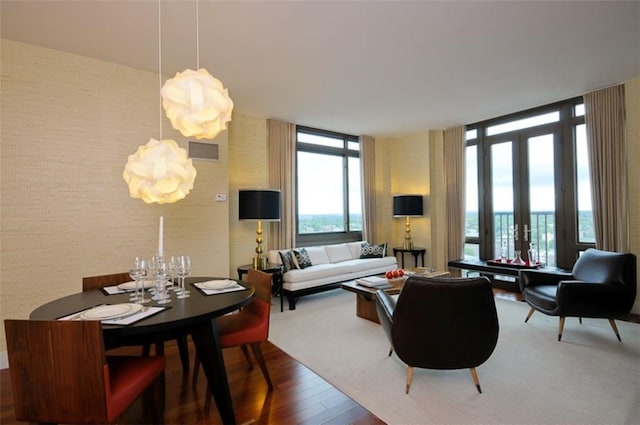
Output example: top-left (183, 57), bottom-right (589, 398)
top-left (584, 85), bottom-right (628, 252)
top-left (444, 126), bottom-right (466, 275)
top-left (267, 119), bottom-right (296, 250)
top-left (360, 135), bottom-right (376, 243)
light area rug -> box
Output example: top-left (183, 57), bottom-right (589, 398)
top-left (269, 289), bottom-right (640, 425)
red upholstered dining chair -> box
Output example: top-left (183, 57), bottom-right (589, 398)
top-left (83, 272), bottom-right (191, 372)
top-left (192, 268), bottom-right (274, 413)
top-left (4, 319), bottom-right (166, 424)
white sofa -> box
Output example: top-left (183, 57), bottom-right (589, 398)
top-left (268, 241), bottom-right (398, 310)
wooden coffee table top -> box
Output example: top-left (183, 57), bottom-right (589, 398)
top-left (341, 280), bottom-right (402, 300)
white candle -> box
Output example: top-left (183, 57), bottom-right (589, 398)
top-left (158, 216), bottom-right (164, 255)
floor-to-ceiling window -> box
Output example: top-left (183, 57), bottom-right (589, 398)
top-left (464, 97), bottom-right (595, 269)
top-left (295, 126), bottom-right (362, 246)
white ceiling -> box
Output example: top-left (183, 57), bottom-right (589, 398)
top-left (1, 0), bottom-right (638, 137)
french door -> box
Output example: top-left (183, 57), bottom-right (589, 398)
top-left (486, 127), bottom-right (561, 267)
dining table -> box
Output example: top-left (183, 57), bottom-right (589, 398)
top-left (29, 276), bottom-right (254, 425)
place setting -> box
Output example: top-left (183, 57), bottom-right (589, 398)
top-left (57, 302), bottom-right (167, 325)
top-left (193, 279), bottom-right (247, 295)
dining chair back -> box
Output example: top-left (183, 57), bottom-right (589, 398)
top-left (83, 272), bottom-right (131, 291)
top-left (82, 272), bottom-right (191, 372)
top-left (192, 269), bottom-right (274, 413)
top-left (4, 319), bottom-right (165, 424)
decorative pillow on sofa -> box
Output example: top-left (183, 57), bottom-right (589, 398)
top-left (360, 242), bottom-right (387, 258)
top-left (279, 250), bottom-right (298, 272)
top-left (293, 248), bottom-right (313, 269)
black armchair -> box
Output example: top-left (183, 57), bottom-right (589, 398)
top-left (519, 248), bottom-right (637, 341)
top-left (375, 275), bottom-right (499, 394)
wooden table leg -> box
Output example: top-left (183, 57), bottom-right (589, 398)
top-left (190, 319), bottom-right (236, 424)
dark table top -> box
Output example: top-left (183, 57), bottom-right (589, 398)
top-left (30, 276), bottom-right (255, 345)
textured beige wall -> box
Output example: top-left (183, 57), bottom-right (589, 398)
top-left (227, 112), bottom-right (269, 275)
top-left (625, 77), bottom-right (639, 314)
top-left (0, 39), bottom-right (230, 354)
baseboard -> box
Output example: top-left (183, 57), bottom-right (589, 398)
top-left (0, 351), bottom-right (8, 369)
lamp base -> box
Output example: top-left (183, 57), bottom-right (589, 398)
top-left (253, 255), bottom-right (268, 270)
top-left (403, 240), bottom-right (413, 250)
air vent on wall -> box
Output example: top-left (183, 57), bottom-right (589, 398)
top-left (189, 141), bottom-right (219, 161)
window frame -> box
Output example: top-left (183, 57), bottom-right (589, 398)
top-left (295, 126), bottom-right (362, 246)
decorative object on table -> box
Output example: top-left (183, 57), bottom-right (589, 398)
top-left (519, 248), bottom-right (637, 341)
top-left (393, 194), bottom-right (424, 250)
top-left (239, 189), bottom-right (281, 270)
top-left (161, 0), bottom-right (233, 140)
top-left (375, 275), bottom-right (498, 394)
top-left (385, 268), bottom-right (406, 288)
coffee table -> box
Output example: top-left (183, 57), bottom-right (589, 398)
top-left (341, 280), bottom-right (402, 323)
top-left (341, 271), bottom-right (451, 323)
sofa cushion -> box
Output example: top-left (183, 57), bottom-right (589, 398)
top-left (283, 263), bottom-right (353, 283)
top-left (360, 242), bottom-right (387, 258)
top-left (347, 242), bottom-right (362, 259)
top-left (304, 246), bottom-right (330, 265)
top-left (325, 244), bottom-right (352, 263)
top-left (279, 250), bottom-right (298, 272)
top-left (343, 256), bottom-right (397, 273)
top-left (294, 248), bottom-right (313, 269)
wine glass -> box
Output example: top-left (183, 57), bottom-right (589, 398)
top-left (176, 255), bottom-right (191, 299)
top-left (130, 257), bottom-right (150, 304)
top-left (152, 254), bottom-right (171, 304)
top-left (129, 257), bottom-right (144, 302)
top-left (168, 256), bottom-right (179, 292)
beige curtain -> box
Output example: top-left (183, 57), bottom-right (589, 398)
top-left (360, 135), bottom-right (376, 243)
top-left (267, 119), bottom-right (296, 250)
top-left (444, 126), bottom-right (466, 276)
top-left (584, 85), bottom-right (628, 252)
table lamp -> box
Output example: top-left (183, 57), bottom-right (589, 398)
top-left (393, 194), bottom-right (423, 250)
top-left (239, 189), bottom-right (281, 269)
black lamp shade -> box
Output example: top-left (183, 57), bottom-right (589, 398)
top-left (239, 189), bottom-right (281, 221)
top-left (393, 195), bottom-right (423, 217)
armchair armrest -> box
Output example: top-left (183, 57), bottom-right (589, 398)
top-left (519, 269), bottom-right (572, 291)
top-left (376, 289), bottom-right (396, 321)
top-left (556, 280), bottom-right (629, 316)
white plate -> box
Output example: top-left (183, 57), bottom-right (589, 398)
top-left (199, 280), bottom-right (237, 290)
top-left (80, 303), bottom-right (143, 320)
top-left (118, 280), bottom-right (154, 290)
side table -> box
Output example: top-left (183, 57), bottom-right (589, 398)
top-left (237, 263), bottom-right (284, 310)
top-left (393, 247), bottom-right (426, 269)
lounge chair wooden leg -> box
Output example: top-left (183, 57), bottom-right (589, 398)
top-left (469, 367), bottom-right (482, 393)
top-left (240, 344), bottom-right (254, 369)
top-left (405, 366), bottom-right (414, 394)
top-left (250, 342), bottom-right (274, 390)
top-left (525, 307), bottom-right (535, 323)
top-left (608, 319), bottom-right (622, 341)
top-left (558, 316), bottom-right (565, 341)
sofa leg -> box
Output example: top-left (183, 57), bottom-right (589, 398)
top-left (287, 296), bottom-right (298, 310)
top-left (558, 316), bottom-right (565, 341)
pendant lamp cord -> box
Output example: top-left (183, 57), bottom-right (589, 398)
top-left (196, 0), bottom-right (200, 69)
top-left (158, 0), bottom-right (163, 140)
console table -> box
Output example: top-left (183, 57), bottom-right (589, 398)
top-left (393, 247), bottom-right (426, 269)
top-left (447, 258), bottom-right (570, 290)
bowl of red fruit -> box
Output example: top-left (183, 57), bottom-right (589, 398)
top-left (385, 268), bottom-right (406, 287)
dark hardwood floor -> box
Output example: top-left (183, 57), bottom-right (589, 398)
top-left (0, 337), bottom-right (384, 425)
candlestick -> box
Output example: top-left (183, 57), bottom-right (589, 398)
top-left (158, 216), bottom-right (164, 255)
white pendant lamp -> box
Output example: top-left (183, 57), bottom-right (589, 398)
top-left (161, 0), bottom-right (233, 140)
top-left (123, 138), bottom-right (197, 204)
